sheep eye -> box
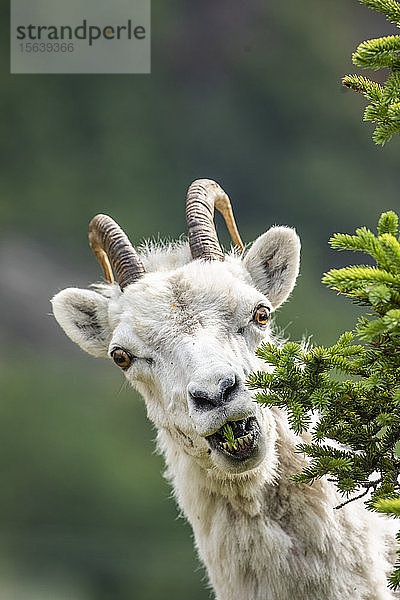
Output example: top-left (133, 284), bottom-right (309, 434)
top-left (253, 305), bottom-right (270, 327)
top-left (111, 348), bottom-right (132, 369)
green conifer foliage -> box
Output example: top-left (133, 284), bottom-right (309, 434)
top-left (248, 210), bottom-right (400, 587)
top-left (342, 0), bottom-right (400, 144)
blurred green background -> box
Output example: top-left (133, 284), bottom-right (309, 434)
top-left (1, 1), bottom-right (399, 598)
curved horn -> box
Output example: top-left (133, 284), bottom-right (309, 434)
top-left (88, 214), bottom-right (146, 291)
top-left (186, 179), bottom-right (244, 261)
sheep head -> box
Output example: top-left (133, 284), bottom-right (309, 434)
top-left (52, 180), bottom-right (300, 478)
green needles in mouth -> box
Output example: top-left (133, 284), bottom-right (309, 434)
top-left (221, 423), bottom-right (238, 450)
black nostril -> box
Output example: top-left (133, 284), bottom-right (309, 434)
top-left (192, 396), bottom-right (217, 411)
top-left (219, 374), bottom-right (238, 402)
top-left (188, 386), bottom-right (219, 410)
top-left (187, 373), bottom-right (239, 411)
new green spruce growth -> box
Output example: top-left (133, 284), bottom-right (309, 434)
top-left (222, 423), bottom-right (238, 450)
top-left (342, 0), bottom-right (400, 144)
top-left (248, 210), bottom-right (400, 587)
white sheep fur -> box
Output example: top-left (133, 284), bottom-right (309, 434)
top-left (52, 229), bottom-right (398, 600)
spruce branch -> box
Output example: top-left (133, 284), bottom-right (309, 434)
top-left (322, 265), bottom-right (400, 293)
top-left (364, 102), bottom-right (389, 122)
top-left (359, 0), bottom-right (400, 25)
top-left (375, 496), bottom-right (400, 516)
top-left (373, 119), bottom-right (400, 143)
top-left (379, 233), bottom-right (400, 272)
top-left (378, 210), bottom-right (399, 236)
top-left (352, 36), bottom-right (400, 70)
top-left (334, 487), bottom-right (371, 509)
top-left (248, 210), bottom-right (400, 588)
top-left (343, 1), bottom-right (400, 144)
top-left (383, 72), bottom-right (400, 102)
top-left (342, 74), bottom-right (384, 102)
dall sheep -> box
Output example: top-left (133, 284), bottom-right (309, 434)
top-left (52, 179), bottom-right (397, 599)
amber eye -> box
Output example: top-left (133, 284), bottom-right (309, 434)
top-left (253, 305), bottom-right (270, 327)
top-left (111, 348), bottom-right (132, 369)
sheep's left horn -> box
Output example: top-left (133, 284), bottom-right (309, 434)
top-left (186, 179), bottom-right (244, 261)
top-left (88, 214), bottom-right (146, 291)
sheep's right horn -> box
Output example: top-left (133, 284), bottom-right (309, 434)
top-left (186, 179), bottom-right (244, 261)
top-left (88, 214), bottom-right (146, 291)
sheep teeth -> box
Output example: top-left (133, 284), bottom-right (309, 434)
top-left (236, 433), bottom-right (253, 447)
top-left (220, 431), bottom-right (254, 454)
top-left (222, 441), bottom-right (234, 451)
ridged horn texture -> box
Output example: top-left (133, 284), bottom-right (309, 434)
top-left (88, 214), bottom-right (146, 291)
top-left (186, 179), bottom-right (244, 261)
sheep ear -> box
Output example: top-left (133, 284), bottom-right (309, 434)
top-left (51, 288), bottom-right (111, 357)
top-left (243, 227), bottom-right (300, 309)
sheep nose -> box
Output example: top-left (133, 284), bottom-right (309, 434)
top-left (187, 372), bottom-right (239, 411)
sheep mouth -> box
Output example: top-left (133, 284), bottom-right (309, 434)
top-left (206, 417), bottom-right (260, 460)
